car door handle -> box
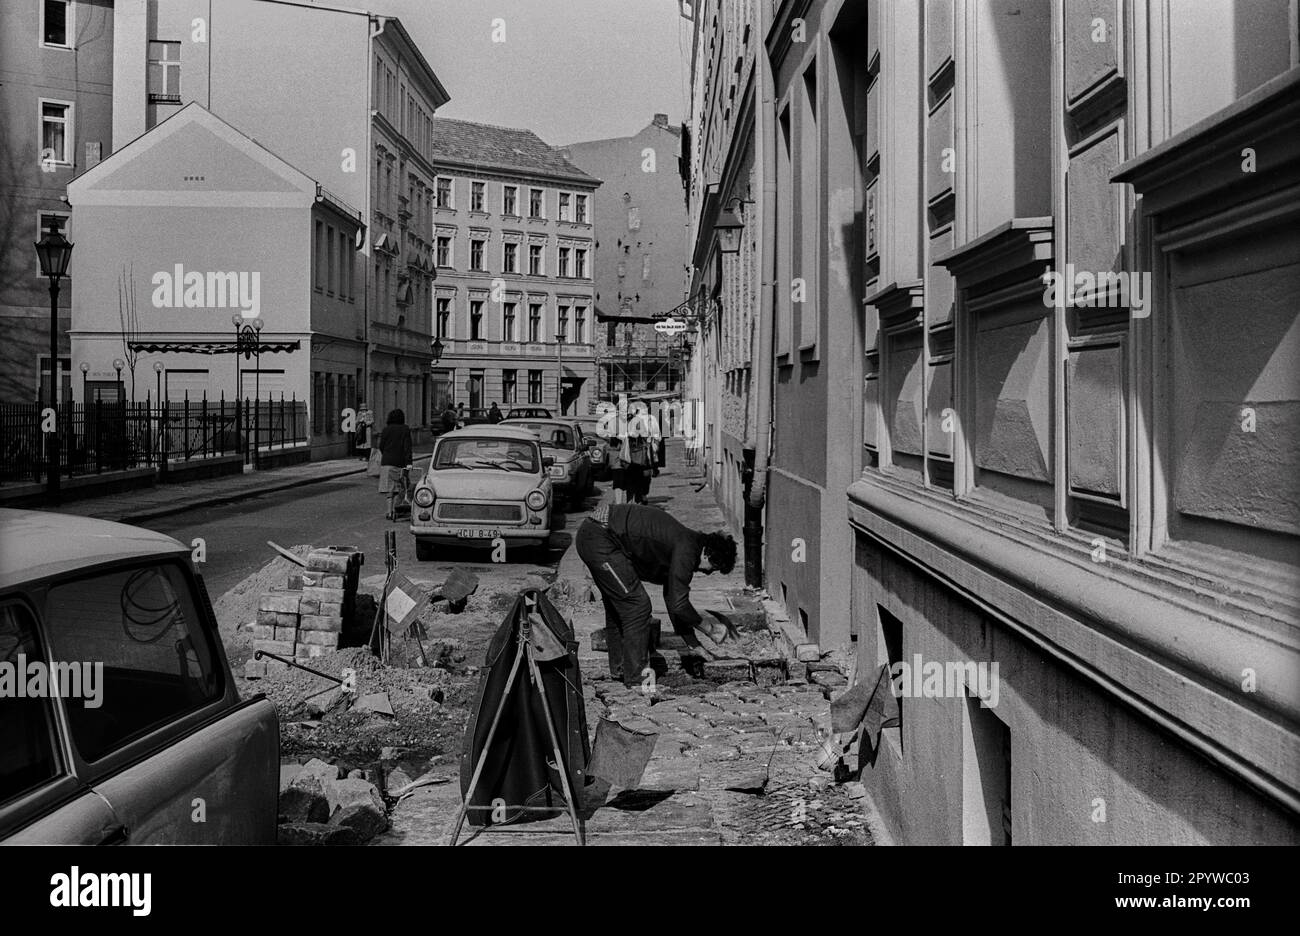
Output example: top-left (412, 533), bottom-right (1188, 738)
top-left (97, 824), bottom-right (130, 846)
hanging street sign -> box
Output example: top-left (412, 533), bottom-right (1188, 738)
top-left (654, 318), bottom-right (688, 336)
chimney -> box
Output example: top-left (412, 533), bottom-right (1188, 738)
top-left (653, 113), bottom-right (669, 128)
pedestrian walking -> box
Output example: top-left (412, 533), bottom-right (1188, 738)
top-left (456, 402), bottom-right (466, 428)
top-left (440, 401), bottom-right (457, 435)
top-left (576, 503), bottom-right (737, 685)
top-left (487, 402), bottom-right (504, 424)
top-left (377, 408), bottom-right (413, 521)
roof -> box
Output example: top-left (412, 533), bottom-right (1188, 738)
top-left (428, 118), bottom-right (600, 185)
top-left (438, 425), bottom-right (542, 441)
top-left (501, 418), bottom-right (580, 430)
top-left (0, 510), bottom-right (189, 590)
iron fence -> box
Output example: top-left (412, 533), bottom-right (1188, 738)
top-left (0, 394), bottom-right (309, 484)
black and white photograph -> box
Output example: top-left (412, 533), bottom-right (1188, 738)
top-left (0, 0), bottom-right (1296, 909)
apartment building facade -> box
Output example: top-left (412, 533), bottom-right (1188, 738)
top-left (0, 0), bottom-right (115, 403)
top-left (110, 0), bottom-right (448, 433)
top-left (425, 117), bottom-right (600, 417)
top-left (686, 0), bottom-right (1300, 844)
top-left (563, 115), bottom-right (690, 404)
top-left (682, 0), bottom-right (764, 550)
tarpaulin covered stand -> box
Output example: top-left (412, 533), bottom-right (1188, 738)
top-left (451, 589), bottom-right (591, 844)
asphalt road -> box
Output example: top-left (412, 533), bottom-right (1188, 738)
top-left (143, 454), bottom-right (599, 599)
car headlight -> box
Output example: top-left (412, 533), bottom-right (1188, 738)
top-left (526, 490), bottom-right (547, 510)
top-left (414, 486), bottom-right (434, 508)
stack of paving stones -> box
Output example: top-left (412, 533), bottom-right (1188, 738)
top-left (246, 546), bottom-right (364, 679)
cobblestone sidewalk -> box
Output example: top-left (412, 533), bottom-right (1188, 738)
top-left (381, 441), bottom-right (878, 845)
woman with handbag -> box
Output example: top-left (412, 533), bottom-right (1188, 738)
top-left (377, 408), bottom-right (413, 521)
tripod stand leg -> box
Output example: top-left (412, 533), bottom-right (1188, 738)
top-left (526, 647), bottom-right (586, 846)
top-left (448, 639), bottom-right (526, 846)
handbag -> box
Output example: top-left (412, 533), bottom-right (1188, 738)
top-left (366, 448), bottom-right (383, 478)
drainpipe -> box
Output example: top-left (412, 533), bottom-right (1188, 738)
top-left (744, 3), bottom-right (777, 590)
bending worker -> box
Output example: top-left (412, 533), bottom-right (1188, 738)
top-left (576, 502), bottom-right (737, 685)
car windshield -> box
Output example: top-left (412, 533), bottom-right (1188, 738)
top-left (518, 424), bottom-right (574, 450)
top-left (432, 438), bottom-right (538, 472)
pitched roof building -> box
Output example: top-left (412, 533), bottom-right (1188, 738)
top-left (423, 118), bottom-right (602, 418)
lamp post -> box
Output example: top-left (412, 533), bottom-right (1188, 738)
top-left (233, 314), bottom-right (264, 466)
top-left (34, 218), bottom-right (73, 502)
top-left (79, 361), bottom-right (89, 401)
top-left (555, 332), bottom-right (565, 415)
top-left (112, 358), bottom-right (124, 401)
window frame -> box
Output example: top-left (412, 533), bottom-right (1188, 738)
top-left (528, 243), bottom-right (544, 276)
top-left (146, 40), bottom-right (182, 101)
top-left (38, 98), bottom-right (73, 168)
top-left (503, 241), bottom-right (519, 274)
top-left (470, 238), bottom-right (486, 272)
top-left (470, 180), bottom-right (486, 212)
top-left (503, 184), bottom-right (519, 217)
top-left (436, 234), bottom-right (453, 269)
top-left (574, 193), bottom-right (590, 224)
top-left (40, 0), bottom-right (73, 50)
top-left (529, 187), bottom-right (546, 219)
top-left (435, 175), bottom-right (454, 210)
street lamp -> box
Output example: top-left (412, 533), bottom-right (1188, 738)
top-left (154, 360), bottom-right (164, 400)
top-left (715, 196), bottom-right (746, 254)
top-left (430, 335), bottom-right (444, 364)
top-left (112, 358), bottom-right (124, 401)
top-left (79, 361), bottom-right (89, 401)
top-left (233, 314), bottom-right (264, 466)
top-left (34, 218), bottom-right (73, 502)
top-left (555, 332), bottom-right (566, 415)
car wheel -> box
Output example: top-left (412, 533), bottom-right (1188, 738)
top-left (415, 538), bottom-right (435, 561)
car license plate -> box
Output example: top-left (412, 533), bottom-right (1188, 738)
top-left (455, 528), bottom-right (500, 539)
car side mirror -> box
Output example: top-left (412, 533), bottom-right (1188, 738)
top-left (542, 456), bottom-right (556, 467)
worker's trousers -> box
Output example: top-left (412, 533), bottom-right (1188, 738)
top-left (575, 518), bottom-right (653, 687)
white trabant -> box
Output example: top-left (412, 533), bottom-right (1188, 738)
top-left (409, 425), bottom-right (554, 559)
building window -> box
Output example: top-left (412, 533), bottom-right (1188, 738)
top-left (470, 300), bottom-right (484, 340)
top-left (574, 306), bottom-right (587, 344)
top-left (503, 242), bottom-right (518, 273)
top-left (436, 235), bottom-right (452, 268)
top-left (471, 181), bottom-right (485, 212)
top-left (528, 370), bottom-right (543, 404)
top-left (314, 221), bottom-right (325, 291)
top-left (503, 185), bottom-right (518, 216)
top-left (502, 369), bottom-right (518, 404)
top-left (146, 41), bottom-right (182, 100)
top-left (575, 194), bottom-right (589, 223)
top-left (502, 302), bottom-right (517, 341)
top-left (436, 297), bottom-right (451, 338)
top-left (40, 100), bottom-right (71, 166)
top-left (558, 192), bottom-right (571, 222)
top-left (326, 226), bottom-right (337, 294)
top-left (557, 306), bottom-right (570, 342)
top-left (528, 244), bottom-right (543, 276)
top-left (528, 303), bottom-right (543, 343)
top-left (41, 0), bottom-right (71, 47)
top-left (558, 246), bottom-right (571, 278)
top-left (339, 230), bottom-right (352, 300)
top-left (436, 176), bottom-right (453, 208)
top-left (575, 248), bottom-right (588, 279)
top-left (470, 238), bottom-right (485, 272)
top-left (529, 188), bottom-right (544, 218)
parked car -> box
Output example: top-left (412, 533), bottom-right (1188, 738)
top-left (501, 418), bottom-right (595, 509)
top-left (410, 425), bottom-right (555, 559)
top-left (0, 509), bottom-right (279, 844)
top-left (505, 407), bottom-right (552, 419)
top-left (571, 415), bottom-right (615, 481)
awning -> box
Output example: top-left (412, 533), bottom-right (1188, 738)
top-left (127, 339), bottom-right (302, 355)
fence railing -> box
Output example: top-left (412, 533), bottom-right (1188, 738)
top-left (0, 394), bottom-right (309, 485)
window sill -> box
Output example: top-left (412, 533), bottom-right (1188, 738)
top-left (847, 471), bottom-right (1300, 809)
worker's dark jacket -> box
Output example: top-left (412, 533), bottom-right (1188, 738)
top-left (604, 503), bottom-right (704, 634)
